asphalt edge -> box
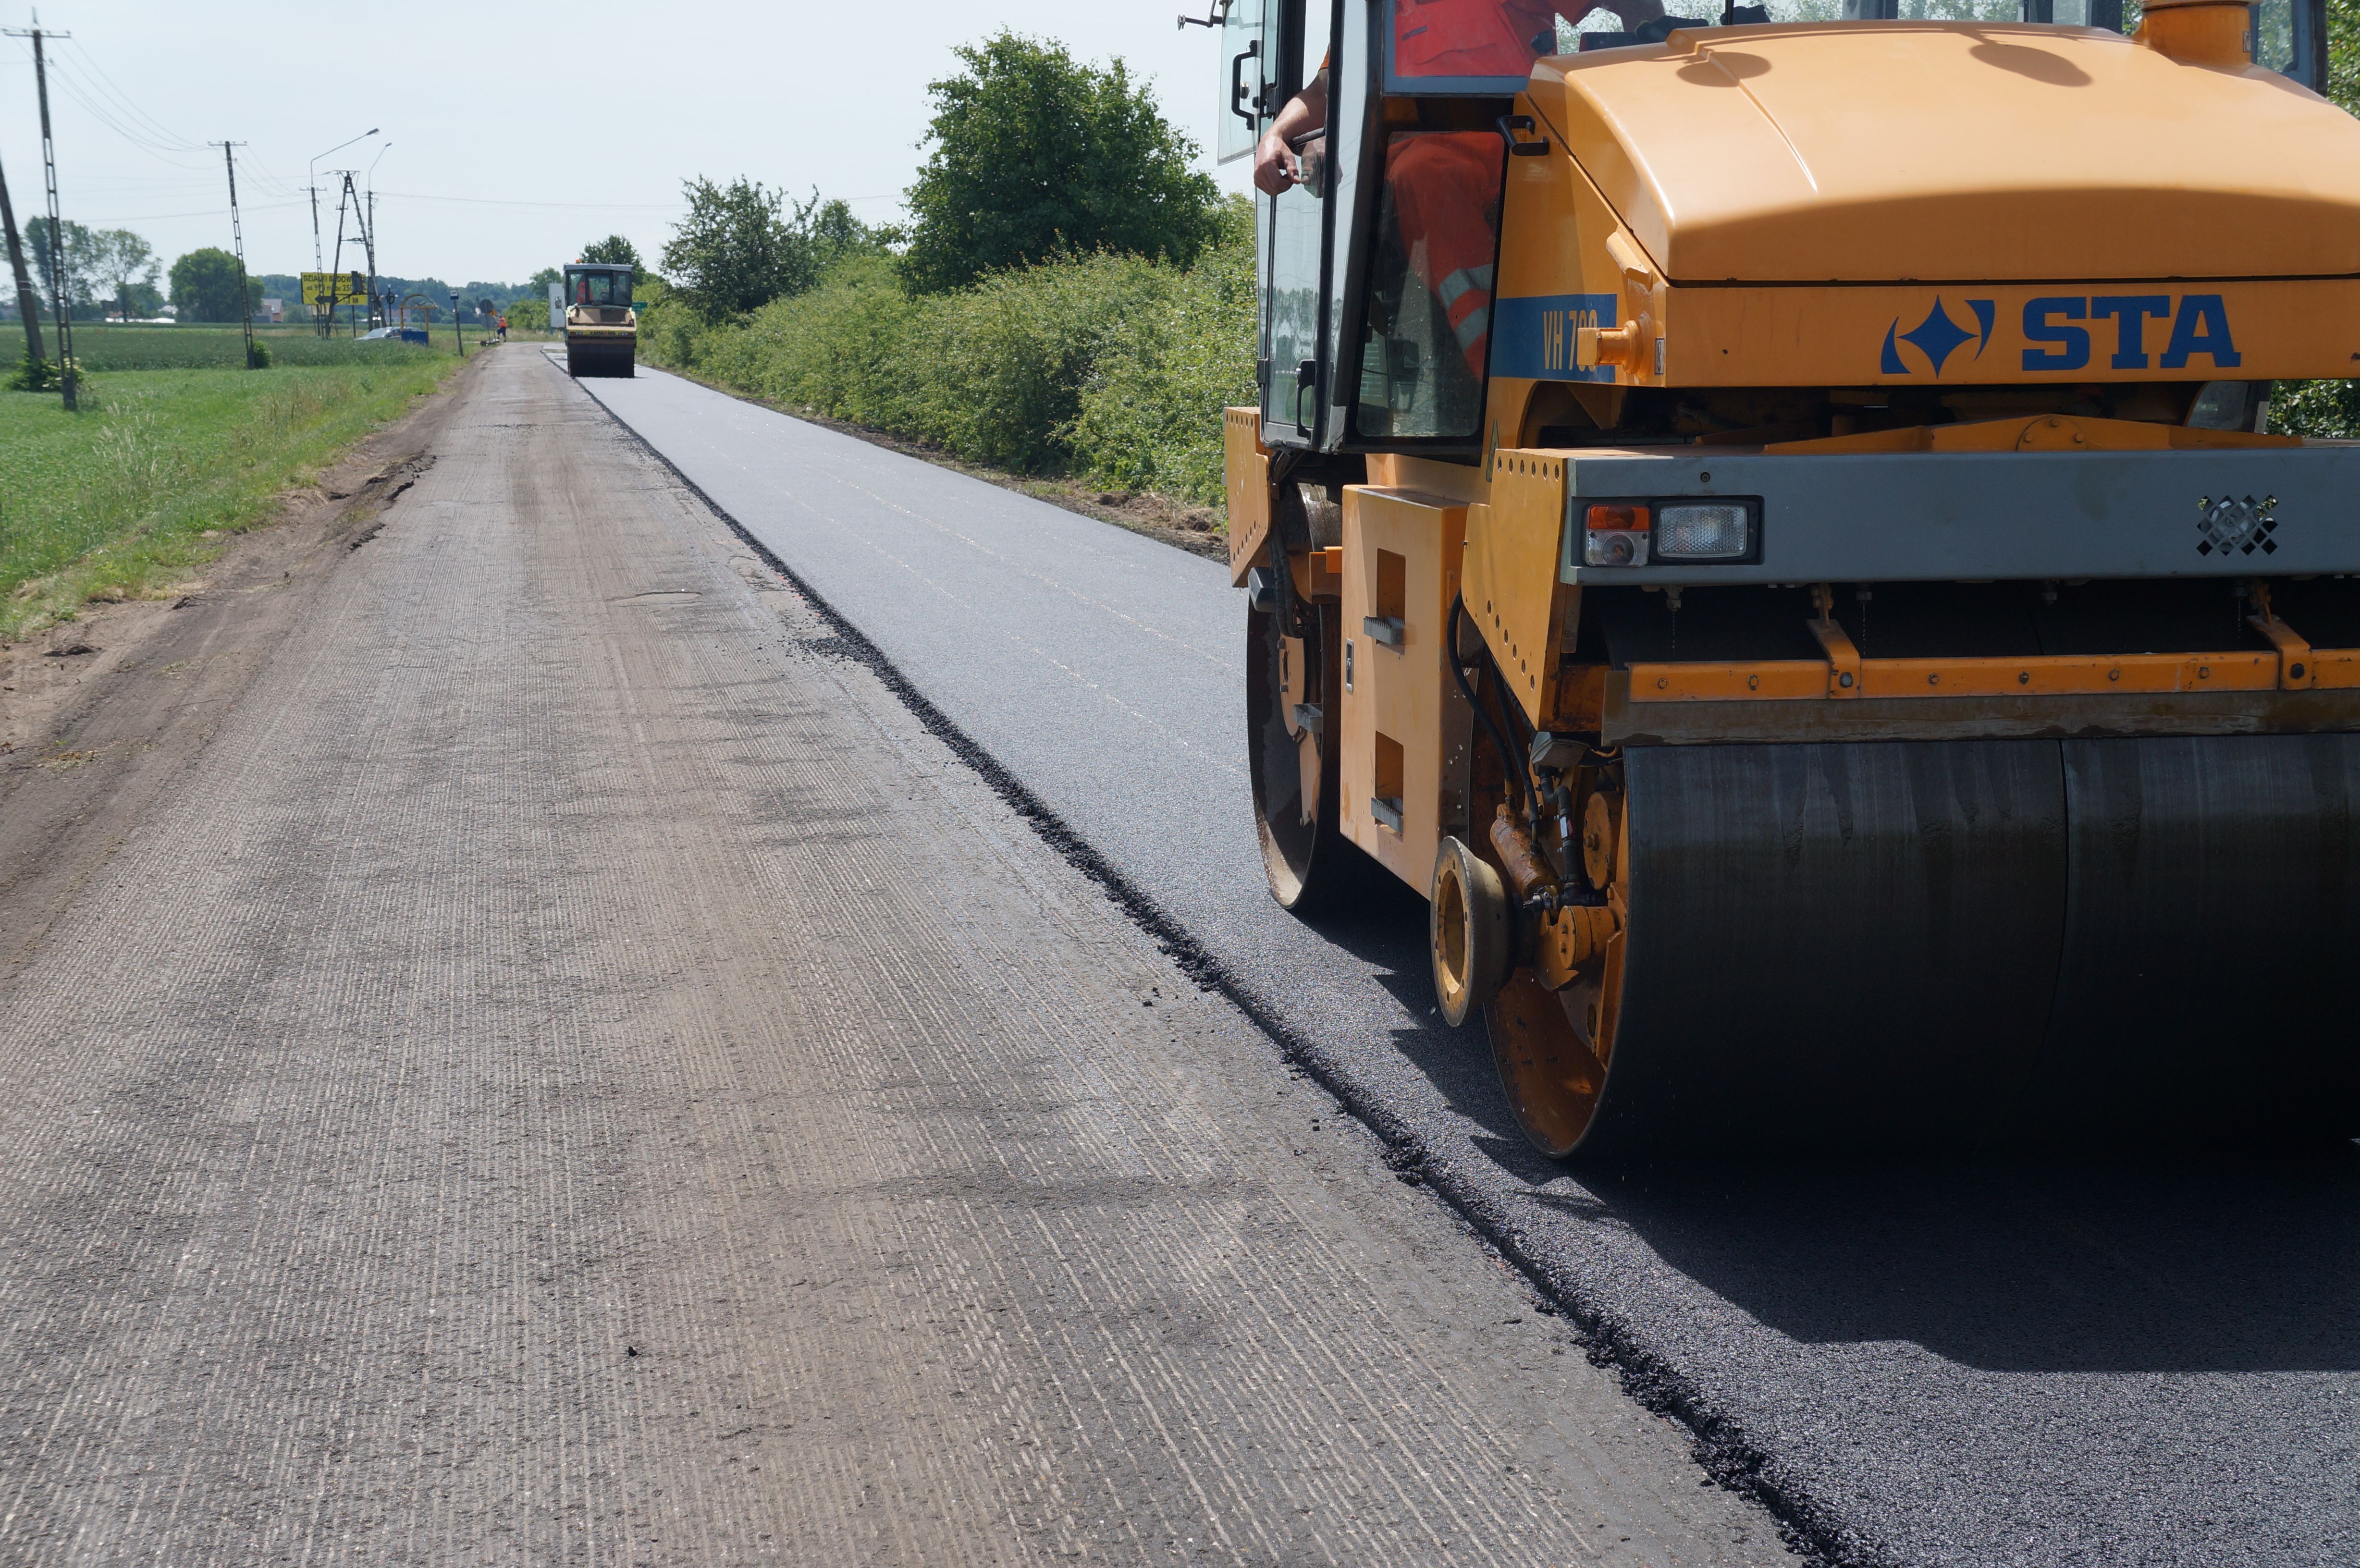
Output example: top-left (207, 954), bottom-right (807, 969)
top-left (568, 363), bottom-right (1888, 1568)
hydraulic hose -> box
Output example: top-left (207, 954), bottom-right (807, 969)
top-left (1448, 594), bottom-right (1528, 815)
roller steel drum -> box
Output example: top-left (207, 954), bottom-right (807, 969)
top-left (1523, 735), bottom-right (2360, 1155)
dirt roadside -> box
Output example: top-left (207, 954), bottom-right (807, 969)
top-left (0, 349), bottom-right (489, 985)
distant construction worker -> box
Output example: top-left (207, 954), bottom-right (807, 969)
top-left (1254, 0), bottom-right (1666, 377)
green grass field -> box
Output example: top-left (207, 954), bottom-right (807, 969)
top-left (61, 325), bottom-right (458, 371)
top-left (1, 350), bottom-right (460, 641)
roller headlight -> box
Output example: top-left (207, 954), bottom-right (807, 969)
top-left (1654, 502), bottom-right (1752, 561)
top-left (1574, 498), bottom-right (1758, 568)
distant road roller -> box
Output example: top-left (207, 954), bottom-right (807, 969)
top-left (563, 261), bottom-right (636, 378)
top-left (1219, 0), bottom-right (2360, 1153)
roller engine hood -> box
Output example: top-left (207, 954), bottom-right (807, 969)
top-left (1525, 22), bottom-right (2360, 284)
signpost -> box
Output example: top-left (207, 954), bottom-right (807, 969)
top-left (300, 271), bottom-right (367, 328)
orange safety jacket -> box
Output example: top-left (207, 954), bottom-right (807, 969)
top-left (1392, 0), bottom-right (1560, 78)
top-left (1388, 130), bottom-right (1508, 376)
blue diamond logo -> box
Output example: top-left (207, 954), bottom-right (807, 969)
top-left (1896, 298), bottom-right (1976, 379)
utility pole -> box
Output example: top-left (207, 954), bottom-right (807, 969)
top-left (363, 140), bottom-right (389, 333)
top-left (326, 172), bottom-right (358, 337)
top-left (6, 14), bottom-right (76, 409)
top-left (364, 190), bottom-right (378, 330)
top-left (0, 141), bottom-right (43, 370)
top-left (214, 142), bottom-right (257, 368)
top-left (308, 126), bottom-right (377, 315)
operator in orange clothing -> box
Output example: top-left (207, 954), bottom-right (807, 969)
top-left (1254, 0), bottom-right (1666, 377)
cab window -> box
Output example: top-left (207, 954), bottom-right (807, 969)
top-left (568, 270), bottom-right (631, 307)
top-left (1355, 127), bottom-right (1505, 441)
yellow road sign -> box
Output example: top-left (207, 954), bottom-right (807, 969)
top-left (301, 271), bottom-right (367, 306)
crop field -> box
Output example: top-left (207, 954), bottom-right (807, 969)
top-left (0, 351), bottom-right (459, 640)
top-left (62, 325), bottom-right (456, 372)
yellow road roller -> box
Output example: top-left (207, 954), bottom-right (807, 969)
top-left (563, 260), bottom-right (637, 378)
top-left (1220, 0), bottom-right (2360, 1153)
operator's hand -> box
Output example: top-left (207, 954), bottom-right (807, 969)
top-left (1255, 78), bottom-right (1327, 196)
top-left (1253, 127), bottom-right (1300, 195)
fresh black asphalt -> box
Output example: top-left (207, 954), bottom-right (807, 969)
top-left (579, 360), bottom-right (2360, 1568)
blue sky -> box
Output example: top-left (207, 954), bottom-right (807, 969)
top-left (0, 1), bottom-right (1251, 284)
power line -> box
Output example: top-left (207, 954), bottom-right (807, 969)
top-left (370, 189), bottom-right (686, 211)
top-left (45, 56), bottom-right (202, 159)
top-left (64, 38), bottom-right (205, 151)
top-left (55, 199), bottom-right (306, 222)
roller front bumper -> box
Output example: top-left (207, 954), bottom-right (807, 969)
top-left (1555, 444), bottom-right (2360, 586)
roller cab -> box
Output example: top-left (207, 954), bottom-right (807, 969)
top-left (1223, 0), bottom-right (2360, 1154)
top-left (563, 262), bottom-right (637, 379)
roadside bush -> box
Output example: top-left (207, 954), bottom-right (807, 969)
top-left (915, 252), bottom-right (1187, 471)
top-left (1068, 201), bottom-right (1255, 503)
top-left (688, 254), bottom-right (923, 429)
top-left (641, 221), bottom-right (1252, 507)
top-left (10, 351), bottom-right (59, 392)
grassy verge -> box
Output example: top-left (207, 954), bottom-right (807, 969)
top-left (1, 352), bottom-right (459, 641)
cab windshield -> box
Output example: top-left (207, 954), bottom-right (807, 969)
top-left (567, 268), bottom-right (632, 307)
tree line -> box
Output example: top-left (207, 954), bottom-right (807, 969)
top-left (640, 31), bottom-right (1221, 321)
top-left (0, 221), bottom-right (267, 325)
top-left (623, 31), bottom-right (1252, 509)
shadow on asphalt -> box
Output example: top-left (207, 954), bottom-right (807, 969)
top-left (1261, 846), bottom-right (2360, 1379)
top-left (1541, 1147), bottom-right (2360, 1372)
top-left (1282, 853), bottom-right (1541, 1151)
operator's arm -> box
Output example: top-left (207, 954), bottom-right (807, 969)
top-left (1253, 72), bottom-right (1329, 195)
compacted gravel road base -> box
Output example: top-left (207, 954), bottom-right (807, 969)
top-left (0, 347), bottom-right (1784, 1566)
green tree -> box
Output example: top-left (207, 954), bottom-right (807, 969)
top-left (169, 247), bottom-right (260, 323)
top-left (91, 228), bottom-right (158, 321)
top-left (811, 198), bottom-right (885, 265)
top-left (2331, 0), bottom-right (2360, 110)
top-left (661, 177), bottom-right (819, 316)
top-left (900, 32), bottom-right (1221, 295)
top-left (25, 216), bottom-right (98, 312)
top-left (581, 233), bottom-right (642, 269)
